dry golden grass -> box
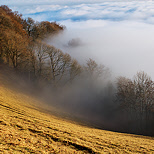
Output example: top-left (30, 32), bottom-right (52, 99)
top-left (0, 82), bottom-right (154, 154)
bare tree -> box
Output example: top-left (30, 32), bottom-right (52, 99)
top-left (116, 76), bottom-right (136, 122)
top-left (23, 17), bottom-right (35, 37)
top-left (116, 72), bottom-right (154, 134)
top-left (2, 31), bottom-right (28, 68)
top-left (47, 45), bottom-right (71, 86)
top-left (34, 41), bottom-right (49, 77)
top-left (84, 58), bottom-right (108, 80)
top-left (133, 72), bottom-right (154, 129)
top-left (69, 59), bottom-right (82, 82)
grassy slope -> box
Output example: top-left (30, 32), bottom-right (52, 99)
top-left (0, 81), bottom-right (154, 153)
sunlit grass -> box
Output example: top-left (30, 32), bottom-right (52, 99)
top-left (0, 83), bottom-right (154, 153)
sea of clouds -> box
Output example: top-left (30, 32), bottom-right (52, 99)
top-left (3, 1), bottom-right (154, 23)
top-left (1, 0), bottom-right (154, 79)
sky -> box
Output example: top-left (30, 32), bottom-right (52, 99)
top-left (1, 0), bottom-right (154, 79)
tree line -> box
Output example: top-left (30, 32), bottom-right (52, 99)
top-left (0, 5), bottom-right (153, 136)
top-left (0, 5), bottom-right (82, 86)
top-left (116, 72), bottom-right (154, 135)
top-left (0, 5), bottom-right (108, 87)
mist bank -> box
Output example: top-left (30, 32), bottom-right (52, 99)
top-left (46, 20), bottom-right (154, 80)
top-left (39, 70), bottom-right (154, 137)
top-left (1, 61), bottom-right (153, 136)
top-left (44, 21), bottom-right (154, 136)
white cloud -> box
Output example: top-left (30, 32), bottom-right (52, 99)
top-left (62, 9), bottom-right (89, 16)
top-left (2, 1), bottom-right (154, 24)
top-left (60, 19), bottom-right (108, 29)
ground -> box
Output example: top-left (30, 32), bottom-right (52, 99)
top-left (0, 81), bottom-right (154, 153)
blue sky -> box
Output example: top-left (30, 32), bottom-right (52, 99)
top-left (1, 0), bottom-right (154, 79)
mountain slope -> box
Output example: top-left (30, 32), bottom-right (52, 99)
top-left (0, 81), bottom-right (154, 153)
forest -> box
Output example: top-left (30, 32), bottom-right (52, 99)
top-left (0, 5), bottom-right (154, 136)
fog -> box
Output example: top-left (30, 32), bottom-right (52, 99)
top-left (46, 20), bottom-right (154, 80)
top-left (2, 0), bottom-right (153, 136)
top-left (3, 0), bottom-right (154, 79)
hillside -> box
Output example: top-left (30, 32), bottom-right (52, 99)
top-left (0, 73), bottom-right (154, 154)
